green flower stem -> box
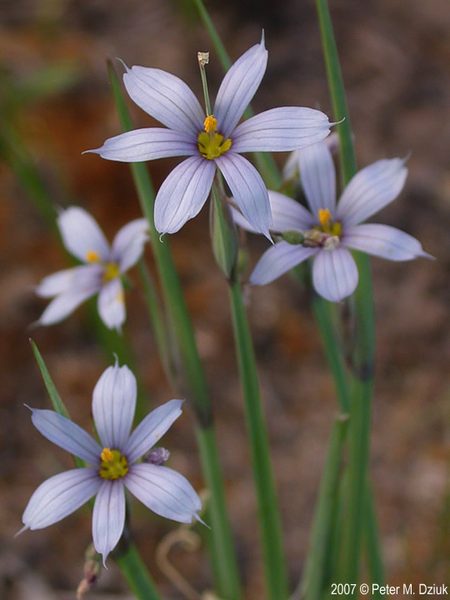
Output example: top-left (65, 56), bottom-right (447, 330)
top-left (315, 0), bottom-right (377, 589)
top-left (365, 482), bottom-right (386, 599)
top-left (210, 185), bottom-right (287, 598)
top-left (229, 280), bottom-right (288, 600)
top-left (115, 542), bottom-right (160, 600)
top-left (109, 64), bottom-right (241, 600)
top-left (138, 259), bottom-right (176, 386)
top-left (300, 414), bottom-right (348, 600)
top-left (191, 0), bottom-right (281, 190)
top-left (312, 297), bottom-right (350, 413)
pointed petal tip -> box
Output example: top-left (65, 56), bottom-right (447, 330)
top-left (15, 525), bottom-right (29, 538)
top-left (421, 249), bottom-right (435, 261)
top-left (260, 30), bottom-right (266, 48)
top-left (331, 116), bottom-right (346, 127)
top-left (115, 57), bottom-right (130, 73)
top-left (81, 148), bottom-right (101, 156)
top-left (195, 513), bottom-right (209, 529)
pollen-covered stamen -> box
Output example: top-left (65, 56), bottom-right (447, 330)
top-left (197, 114), bottom-right (232, 160)
top-left (86, 250), bottom-right (101, 263)
top-left (103, 262), bottom-right (120, 283)
top-left (203, 115), bottom-right (217, 133)
top-left (99, 448), bottom-right (128, 480)
top-left (317, 208), bottom-right (342, 236)
top-left (318, 208), bottom-right (332, 230)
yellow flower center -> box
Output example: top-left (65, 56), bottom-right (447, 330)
top-left (86, 250), bottom-right (101, 263)
top-left (317, 208), bottom-right (342, 236)
top-left (86, 250), bottom-right (120, 282)
top-left (303, 208), bottom-right (343, 249)
top-left (99, 448), bottom-right (128, 480)
top-left (197, 114), bottom-right (232, 160)
top-left (103, 262), bottom-right (120, 283)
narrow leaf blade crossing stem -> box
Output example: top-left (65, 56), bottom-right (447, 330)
top-left (229, 281), bottom-right (288, 600)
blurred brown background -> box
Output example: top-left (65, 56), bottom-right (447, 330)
top-left (1, 0), bottom-right (449, 598)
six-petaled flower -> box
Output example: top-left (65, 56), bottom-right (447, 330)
top-left (86, 36), bottom-right (332, 238)
top-left (20, 363), bottom-right (202, 564)
top-left (233, 141), bottom-right (432, 302)
top-left (35, 207), bottom-right (148, 330)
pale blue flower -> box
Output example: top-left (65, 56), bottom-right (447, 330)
top-left (233, 141), bottom-right (432, 302)
top-left (36, 207), bottom-right (148, 330)
top-left (86, 37), bottom-right (332, 238)
top-left (20, 363), bottom-right (202, 564)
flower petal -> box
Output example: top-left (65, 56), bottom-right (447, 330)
top-left (123, 66), bottom-right (205, 136)
top-left (125, 464), bottom-right (201, 523)
top-left (97, 278), bottom-right (126, 330)
top-left (92, 363), bottom-right (137, 450)
top-left (125, 399), bottom-right (183, 464)
top-left (92, 480), bottom-right (125, 564)
top-left (22, 469), bottom-right (100, 530)
top-left (343, 223), bottom-right (432, 261)
top-left (232, 191), bottom-right (314, 234)
top-left (58, 207), bottom-right (111, 263)
top-left (214, 38), bottom-right (268, 137)
top-left (216, 152), bottom-right (271, 239)
top-left (312, 248), bottom-right (358, 302)
top-left (250, 242), bottom-right (317, 285)
top-left (154, 156), bottom-right (215, 234)
top-left (268, 191), bottom-right (315, 232)
top-left (298, 141), bottom-right (337, 214)
top-left (86, 128), bottom-right (196, 163)
top-left (232, 107), bottom-right (331, 153)
top-left (38, 285), bottom-right (99, 326)
top-left (30, 408), bottom-right (101, 464)
top-left (111, 219), bottom-right (149, 272)
top-left (36, 265), bottom-right (102, 298)
top-left (336, 158), bottom-right (408, 227)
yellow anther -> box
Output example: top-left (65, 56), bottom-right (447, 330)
top-left (100, 447), bottom-right (114, 462)
top-left (318, 209), bottom-right (332, 229)
top-left (86, 250), bottom-right (101, 263)
top-left (103, 262), bottom-right (120, 283)
top-left (203, 114), bottom-right (217, 133)
top-left (99, 448), bottom-right (128, 480)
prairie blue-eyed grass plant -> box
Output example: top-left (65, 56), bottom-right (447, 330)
top-left (13, 1), bottom-right (435, 597)
top-left (35, 207), bottom-right (148, 330)
top-left (86, 36), bottom-right (332, 238)
top-left (20, 361), bottom-right (202, 565)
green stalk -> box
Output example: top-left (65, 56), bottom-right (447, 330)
top-left (229, 280), bottom-right (288, 599)
top-left (108, 63), bottom-right (241, 600)
top-left (365, 484), bottom-right (386, 599)
top-left (312, 298), bottom-right (350, 413)
top-left (115, 542), bottom-right (160, 600)
top-left (300, 415), bottom-right (348, 600)
top-left (315, 0), bottom-right (376, 588)
top-left (138, 260), bottom-right (176, 386)
top-left (210, 183), bottom-right (287, 598)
